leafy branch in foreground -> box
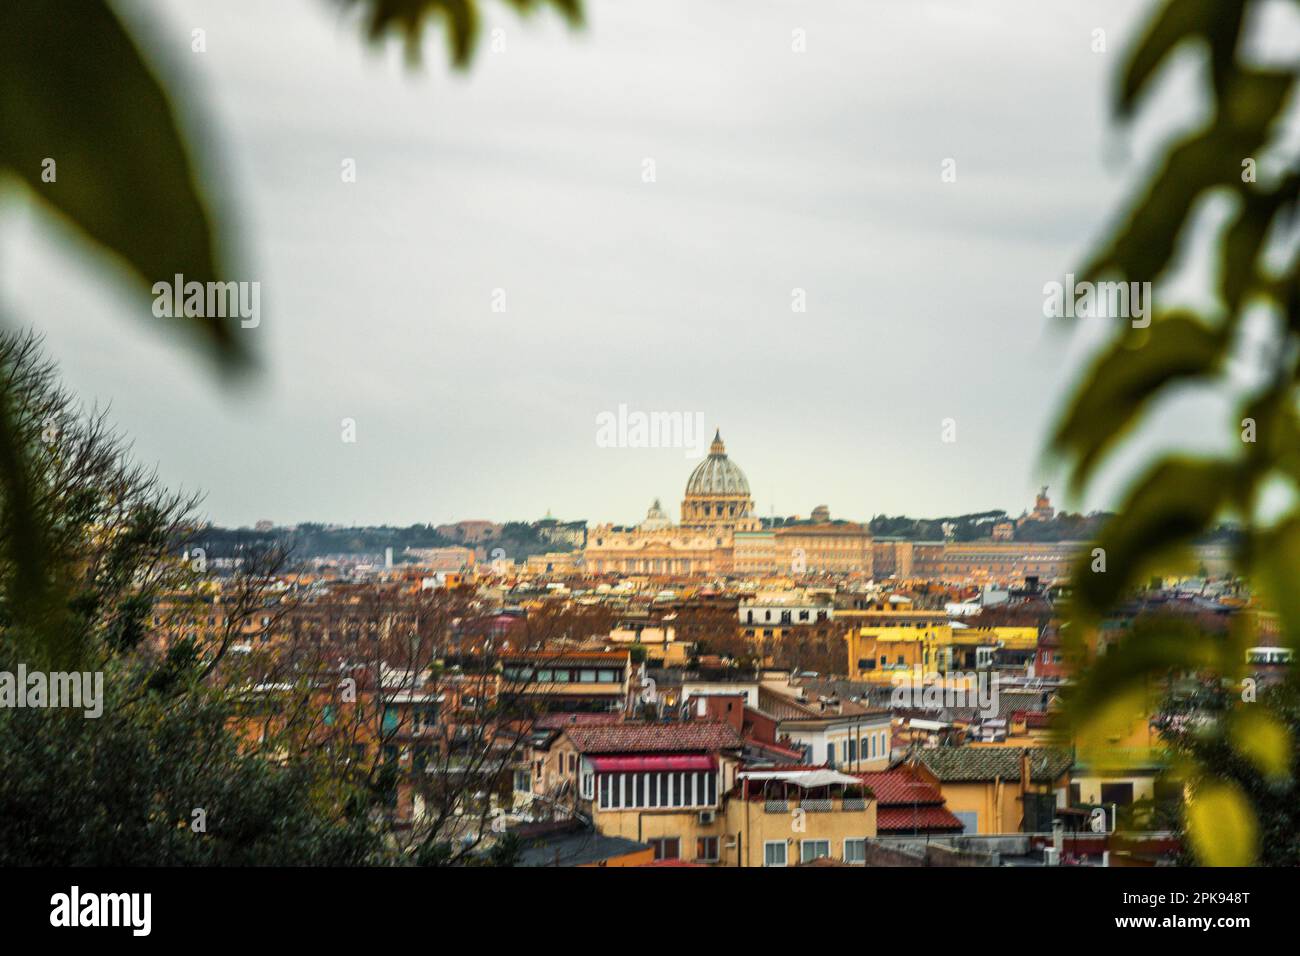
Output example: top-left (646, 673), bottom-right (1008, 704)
top-left (1051, 0), bottom-right (1300, 864)
top-left (0, 0), bottom-right (584, 666)
top-left (0, 332), bottom-right (384, 863)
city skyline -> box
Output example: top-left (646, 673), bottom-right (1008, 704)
top-left (0, 0), bottom-right (1236, 529)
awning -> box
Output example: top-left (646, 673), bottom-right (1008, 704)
top-left (738, 769), bottom-right (863, 788)
top-left (589, 755), bottom-right (716, 772)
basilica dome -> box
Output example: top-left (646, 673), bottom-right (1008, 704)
top-left (680, 431), bottom-right (759, 533)
top-left (685, 430), bottom-right (751, 497)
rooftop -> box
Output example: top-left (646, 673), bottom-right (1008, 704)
top-left (563, 720), bottom-right (745, 754)
top-left (916, 746), bottom-right (1073, 783)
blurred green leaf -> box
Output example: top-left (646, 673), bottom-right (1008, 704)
top-left (1118, 0), bottom-right (1248, 118)
top-left (0, 0), bottom-right (246, 368)
top-left (1230, 708), bottom-right (1292, 782)
top-left (1072, 457), bottom-right (1240, 617)
top-left (1251, 519), bottom-right (1300, 650)
top-left (1061, 617), bottom-right (1227, 737)
top-left (1186, 779), bottom-right (1257, 865)
top-left (1085, 70), bottom-right (1294, 286)
top-left (1052, 313), bottom-right (1226, 496)
top-left (1062, 0), bottom-right (1300, 872)
top-left (1219, 183), bottom-right (1292, 316)
top-left (339, 0), bottom-right (583, 67)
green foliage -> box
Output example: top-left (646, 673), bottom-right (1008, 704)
top-left (1161, 683), bottom-right (1300, 866)
top-left (0, 336), bottom-right (386, 863)
top-left (0, 1), bottom-right (244, 367)
top-left (339, 0), bottom-right (582, 66)
top-left (1052, 0), bottom-right (1300, 864)
top-left (0, 682), bottom-right (381, 866)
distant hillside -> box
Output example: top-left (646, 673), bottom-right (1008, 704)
top-left (868, 511), bottom-right (1240, 545)
top-left (189, 521), bottom-right (571, 563)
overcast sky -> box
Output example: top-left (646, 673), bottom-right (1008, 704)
top-left (3, 0), bottom-right (1274, 528)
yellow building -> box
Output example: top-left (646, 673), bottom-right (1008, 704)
top-left (916, 747), bottom-right (1073, 834)
top-left (843, 605), bottom-right (1039, 682)
top-left (539, 722), bottom-right (876, 865)
top-left (607, 623), bottom-right (692, 666)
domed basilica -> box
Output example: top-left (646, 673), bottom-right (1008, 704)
top-left (584, 431), bottom-right (872, 576)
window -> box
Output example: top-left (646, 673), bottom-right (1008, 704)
top-left (695, 837), bottom-right (719, 862)
top-left (649, 838), bottom-right (679, 861)
top-left (800, 840), bottom-right (830, 863)
top-left (844, 839), bottom-right (867, 864)
top-left (595, 771), bottom-right (716, 810)
top-left (1100, 782), bottom-right (1135, 806)
top-left (580, 766), bottom-right (595, 800)
top-left (848, 738), bottom-right (857, 762)
top-left (826, 742), bottom-right (836, 767)
top-left (598, 669), bottom-right (618, 683)
top-left (764, 841), bottom-right (787, 867)
top-left (580, 669), bottom-right (597, 683)
top-left (514, 770), bottom-right (531, 792)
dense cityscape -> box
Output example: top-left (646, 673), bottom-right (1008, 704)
top-left (2, 0), bottom-right (1290, 939)
top-left (154, 434), bottom-right (1272, 867)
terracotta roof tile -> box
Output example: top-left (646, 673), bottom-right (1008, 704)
top-left (877, 806), bottom-right (966, 833)
top-left (917, 746), bottom-right (1072, 783)
top-left (856, 768), bottom-right (947, 806)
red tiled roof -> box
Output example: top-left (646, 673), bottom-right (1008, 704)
top-left (856, 768), bottom-right (946, 806)
top-left (877, 806), bottom-right (966, 833)
top-left (564, 721), bottom-right (745, 755)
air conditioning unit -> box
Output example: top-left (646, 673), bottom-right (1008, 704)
top-left (697, 810), bottom-right (717, 824)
